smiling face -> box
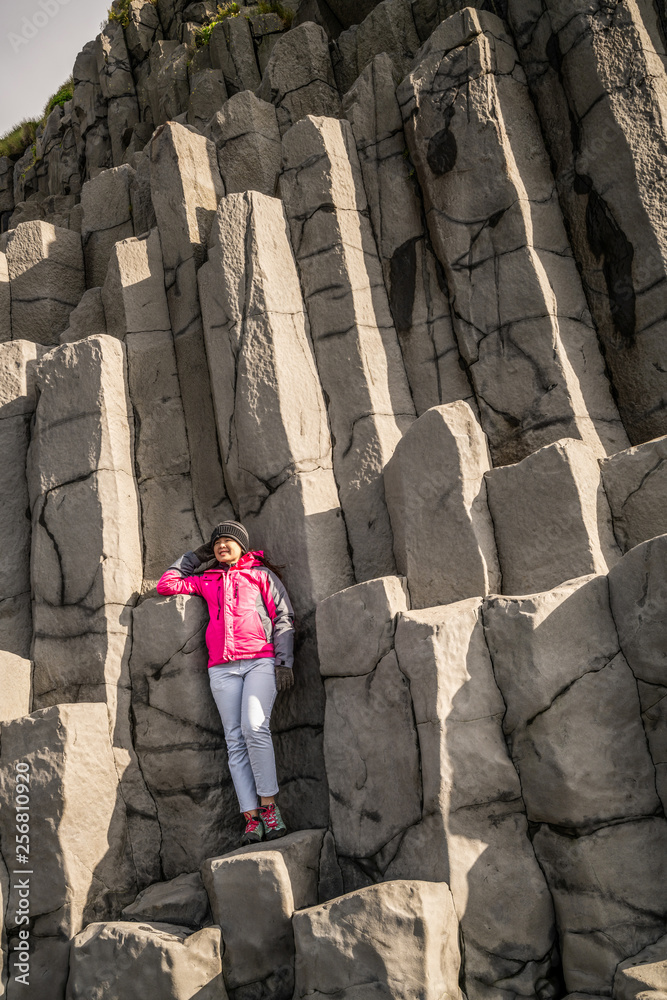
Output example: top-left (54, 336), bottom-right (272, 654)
top-left (213, 536), bottom-right (244, 566)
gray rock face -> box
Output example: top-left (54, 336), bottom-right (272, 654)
top-left (486, 438), bottom-right (620, 596)
top-left (130, 594), bottom-right (239, 876)
top-left (149, 122), bottom-right (232, 538)
top-left (59, 287), bottom-right (108, 343)
top-left (333, 0), bottom-right (421, 92)
top-left (600, 436), bottom-right (667, 553)
top-left (613, 934), bottom-right (667, 1000)
top-left (385, 402), bottom-right (500, 609)
top-left (199, 190), bottom-right (353, 619)
top-left (292, 880), bottom-right (462, 1000)
top-left (398, 9), bottom-right (628, 465)
top-left (507, 0), bottom-right (667, 445)
top-left (126, 0), bottom-right (164, 65)
top-left (102, 229), bottom-right (171, 340)
top-left (5, 222), bottom-right (85, 345)
top-left (206, 91), bottom-right (282, 197)
top-left (0, 250), bottom-right (9, 342)
top-left (0, 705), bottom-right (138, 999)
top-left (257, 23), bottom-right (341, 136)
top-left (66, 922), bottom-right (225, 1000)
top-left (121, 872), bottom-right (211, 928)
top-left (149, 41), bottom-right (191, 126)
top-left (0, 652), bottom-right (31, 722)
top-left (81, 165), bottom-right (136, 288)
top-left (343, 54), bottom-right (472, 416)
top-left (393, 600), bottom-right (558, 1000)
top-left (280, 115), bottom-right (416, 581)
top-left (0, 341), bottom-right (45, 658)
top-left (187, 68), bottom-right (228, 132)
top-left (609, 535), bottom-right (667, 812)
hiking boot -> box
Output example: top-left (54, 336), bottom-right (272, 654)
top-left (259, 802), bottom-right (287, 841)
top-left (240, 811), bottom-right (264, 846)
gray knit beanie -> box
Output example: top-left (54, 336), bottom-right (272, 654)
top-left (210, 521), bottom-right (250, 553)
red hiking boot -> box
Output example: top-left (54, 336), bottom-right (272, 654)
top-left (259, 802), bottom-right (287, 841)
top-left (240, 811), bottom-right (264, 846)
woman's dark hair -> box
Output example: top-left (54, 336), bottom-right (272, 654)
top-left (254, 551), bottom-right (286, 581)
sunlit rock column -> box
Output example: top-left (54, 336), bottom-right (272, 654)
top-left (280, 114), bottom-right (416, 581)
top-left (398, 8), bottom-right (628, 465)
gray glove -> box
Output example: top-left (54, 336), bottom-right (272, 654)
top-left (275, 665), bottom-right (294, 693)
top-left (193, 542), bottom-right (214, 563)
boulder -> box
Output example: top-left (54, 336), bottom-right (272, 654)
top-left (384, 402), bottom-right (499, 609)
top-left (5, 222), bottom-right (85, 345)
top-left (130, 594), bottom-right (239, 876)
top-left (206, 91), bottom-right (281, 197)
top-left (201, 849), bottom-right (296, 1000)
top-left (485, 438), bottom-right (620, 596)
top-left (398, 9), bottom-right (627, 465)
top-left (533, 818), bottom-right (667, 995)
top-left (0, 652), bottom-right (31, 722)
top-left (66, 922), bottom-right (225, 1000)
top-left (316, 575), bottom-right (409, 677)
top-left (507, 0), bottom-right (667, 444)
top-left (609, 535), bottom-right (667, 811)
top-left (219, 829), bottom-right (327, 909)
top-left (391, 599), bottom-right (559, 1000)
top-left (149, 122), bottom-right (232, 537)
top-left (0, 704), bottom-right (139, 1000)
top-left (613, 934), bottom-right (667, 1000)
top-left (257, 23), bottom-right (341, 136)
top-left (80, 164), bottom-right (136, 288)
top-left (280, 115), bottom-right (415, 581)
top-left (0, 341), bottom-right (45, 658)
top-left (198, 190), bottom-right (353, 620)
top-left (59, 287), bottom-right (107, 343)
top-left (292, 880), bottom-right (462, 1000)
top-left (343, 54), bottom-right (472, 416)
top-left (600, 436), bottom-right (667, 553)
top-left (121, 873), bottom-right (211, 928)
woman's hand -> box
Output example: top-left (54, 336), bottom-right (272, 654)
top-left (275, 665), bottom-right (294, 693)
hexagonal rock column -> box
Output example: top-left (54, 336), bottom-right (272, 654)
top-left (0, 341), bottom-right (45, 657)
top-left (398, 9), bottom-right (628, 466)
top-left (384, 401), bottom-right (499, 609)
top-left (102, 228), bottom-right (201, 587)
top-left (209, 16), bottom-right (261, 95)
top-left (609, 535), bottom-right (667, 813)
top-left (484, 574), bottom-right (667, 993)
top-left (198, 189), bottom-right (353, 824)
top-left (0, 704), bottom-right (139, 1000)
top-left (205, 91), bottom-right (282, 198)
top-left (130, 593), bottom-right (241, 877)
top-left (507, 0), bottom-right (667, 445)
top-left (280, 115), bottom-right (416, 581)
top-left (67, 923), bottom-right (225, 1000)
top-left (257, 23), bottom-right (341, 136)
top-left (485, 437), bottom-right (620, 596)
top-left (0, 249), bottom-right (9, 341)
top-left (95, 21), bottom-right (140, 166)
top-left (0, 652), bottom-right (31, 722)
top-left (27, 335), bottom-right (160, 886)
top-left (343, 54), bottom-right (473, 417)
top-left (4, 222), bottom-right (85, 346)
top-left (149, 122), bottom-right (232, 538)
top-left (201, 830), bottom-right (328, 1000)
top-left (80, 164), bottom-right (136, 289)
top-left (292, 881), bottom-right (461, 1000)
top-left (600, 436), bottom-right (667, 553)
top-left (391, 599), bottom-right (559, 1000)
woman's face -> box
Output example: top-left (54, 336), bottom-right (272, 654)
top-left (214, 536), bottom-right (244, 565)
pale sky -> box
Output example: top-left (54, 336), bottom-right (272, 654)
top-left (0, 0), bottom-right (112, 136)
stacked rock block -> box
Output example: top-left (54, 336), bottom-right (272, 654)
top-left (0, 0), bottom-right (666, 996)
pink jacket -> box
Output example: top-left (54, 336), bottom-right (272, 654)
top-left (156, 550), bottom-right (294, 670)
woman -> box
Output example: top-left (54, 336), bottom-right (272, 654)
top-left (157, 520), bottom-right (295, 846)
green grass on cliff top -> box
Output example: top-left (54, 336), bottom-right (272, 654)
top-left (0, 77), bottom-right (74, 161)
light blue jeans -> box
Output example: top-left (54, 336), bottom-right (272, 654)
top-left (208, 657), bottom-right (279, 813)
